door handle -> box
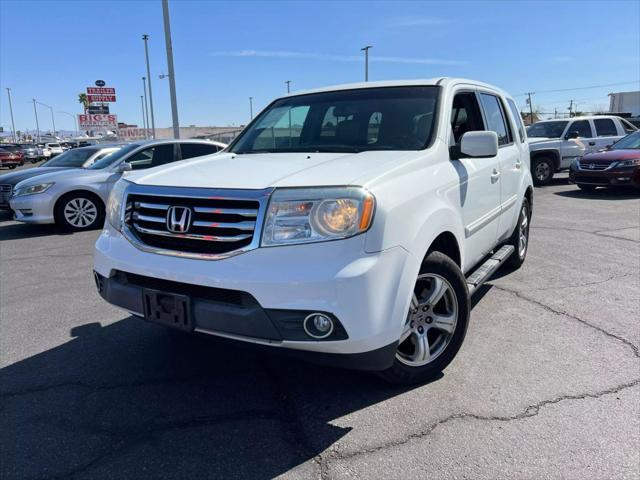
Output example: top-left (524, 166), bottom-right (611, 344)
top-left (491, 169), bottom-right (501, 182)
top-left (588, 141), bottom-right (596, 146)
top-left (515, 160), bottom-right (522, 169)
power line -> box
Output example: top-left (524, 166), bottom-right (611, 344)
top-left (517, 80), bottom-right (640, 96)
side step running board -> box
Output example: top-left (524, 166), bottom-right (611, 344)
top-left (466, 245), bottom-right (514, 296)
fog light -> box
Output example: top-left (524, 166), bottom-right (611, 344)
top-left (303, 313), bottom-right (334, 339)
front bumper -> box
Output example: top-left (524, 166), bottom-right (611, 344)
top-left (569, 165), bottom-right (640, 187)
top-left (94, 223), bottom-right (418, 367)
top-left (9, 192), bottom-right (56, 223)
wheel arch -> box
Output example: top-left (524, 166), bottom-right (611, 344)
top-left (530, 149), bottom-right (560, 171)
top-left (53, 189), bottom-right (106, 223)
top-left (426, 231), bottom-right (461, 267)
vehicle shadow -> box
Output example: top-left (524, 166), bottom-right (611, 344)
top-left (0, 316), bottom-right (438, 479)
top-left (554, 186), bottom-right (640, 200)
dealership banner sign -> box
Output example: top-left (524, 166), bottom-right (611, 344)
top-left (87, 94), bottom-right (116, 103)
top-left (118, 128), bottom-right (147, 139)
top-left (78, 114), bottom-right (118, 130)
top-left (86, 86), bottom-right (116, 103)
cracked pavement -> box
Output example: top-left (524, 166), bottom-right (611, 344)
top-left (1, 170), bottom-right (639, 479)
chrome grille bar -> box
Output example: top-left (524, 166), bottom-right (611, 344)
top-left (193, 206), bottom-right (258, 217)
top-left (192, 220), bottom-right (256, 230)
top-left (133, 224), bottom-right (252, 242)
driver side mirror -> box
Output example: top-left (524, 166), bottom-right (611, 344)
top-left (450, 131), bottom-right (499, 159)
top-left (115, 162), bottom-right (132, 173)
top-left (565, 130), bottom-right (579, 140)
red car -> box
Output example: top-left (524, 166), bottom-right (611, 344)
top-left (0, 147), bottom-right (25, 169)
top-left (569, 131), bottom-right (640, 191)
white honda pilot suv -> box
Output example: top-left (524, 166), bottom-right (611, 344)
top-left (94, 78), bottom-right (533, 384)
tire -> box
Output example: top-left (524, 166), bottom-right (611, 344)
top-left (378, 251), bottom-right (470, 385)
top-left (31, 159), bottom-right (38, 164)
top-left (54, 192), bottom-right (105, 231)
top-left (531, 156), bottom-right (555, 186)
top-left (8, 165), bottom-right (16, 170)
top-left (578, 184), bottom-right (597, 192)
top-left (505, 198), bottom-right (530, 269)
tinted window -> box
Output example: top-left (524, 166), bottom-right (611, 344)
top-left (507, 99), bottom-right (526, 143)
top-left (231, 86), bottom-right (439, 153)
top-left (528, 121), bottom-right (568, 138)
top-left (48, 143), bottom-right (61, 148)
top-left (89, 143), bottom-right (142, 170)
top-left (594, 118), bottom-right (618, 137)
top-left (568, 120), bottom-right (592, 138)
top-left (451, 92), bottom-right (485, 144)
top-left (126, 144), bottom-right (176, 170)
top-left (480, 93), bottom-right (510, 145)
top-left (620, 119), bottom-right (638, 134)
top-left (180, 143), bottom-right (220, 160)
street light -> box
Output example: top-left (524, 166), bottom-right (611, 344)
top-left (142, 77), bottom-right (150, 139)
top-left (162, 0), bottom-right (180, 139)
top-left (285, 80), bottom-right (291, 93)
top-left (35, 100), bottom-right (56, 136)
top-left (5, 88), bottom-right (16, 142)
top-left (249, 96), bottom-right (253, 120)
top-left (361, 45), bottom-right (372, 82)
top-left (31, 99), bottom-right (40, 142)
top-left (140, 95), bottom-right (147, 139)
top-left (142, 34), bottom-right (156, 138)
top-left (58, 111), bottom-right (78, 137)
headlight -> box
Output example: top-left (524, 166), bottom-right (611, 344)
top-left (262, 187), bottom-right (375, 246)
top-left (613, 158), bottom-right (640, 168)
top-left (107, 179), bottom-right (130, 231)
top-left (13, 182), bottom-right (54, 196)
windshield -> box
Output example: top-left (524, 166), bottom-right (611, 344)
top-left (48, 143), bottom-right (61, 148)
top-left (89, 143), bottom-right (141, 169)
top-left (231, 86), bottom-right (440, 154)
top-left (41, 148), bottom-right (100, 167)
top-left (527, 121), bottom-right (569, 138)
top-left (611, 131), bottom-right (640, 150)
top-left (2, 145), bottom-right (22, 152)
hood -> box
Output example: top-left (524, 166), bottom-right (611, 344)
top-left (583, 149), bottom-right (640, 163)
top-left (125, 151), bottom-right (417, 189)
top-left (13, 167), bottom-right (108, 189)
top-left (0, 167), bottom-right (71, 187)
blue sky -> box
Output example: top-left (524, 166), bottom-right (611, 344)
top-left (1, 0), bottom-right (639, 133)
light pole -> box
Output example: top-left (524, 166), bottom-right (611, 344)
top-left (162, 0), bottom-right (180, 139)
top-left (249, 97), bottom-right (253, 120)
top-left (142, 77), bottom-right (150, 139)
top-left (140, 95), bottom-right (148, 139)
top-left (31, 99), bottom-right (41, 142)
top-left (361, 45), bottom-right (372, 82)
top-left (6, 88), bottom-right (16, 142)
top-left (58, 111), bottom-right (78, 137)
top-left (285, 80), bottom-right (291, 93)
top-left (142, 34), bottom-right (156, 138)
top-left (35, 101), bottom-right (56, 136)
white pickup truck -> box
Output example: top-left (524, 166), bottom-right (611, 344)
top-left (528, 115), bottom-right (637, 185)
top-left (94, 78), bottom-right (533, 384)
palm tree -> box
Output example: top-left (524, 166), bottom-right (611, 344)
top-left (78, 93), bottom-right (89, 113)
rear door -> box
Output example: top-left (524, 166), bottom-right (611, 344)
top-left (592, 118), bottom-right (623, 150)
top-left (179, 142), bottom-right (222, 160)
top-left (449, 89), bottom-right (502, 267)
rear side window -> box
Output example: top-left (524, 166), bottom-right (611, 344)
top-left (567, 120), bottom-right (592, 138)
top-left (620, 119), bottom-right (638, 133)
top-left (594, 118), bottom-right (618, 137)
top-left (126, 144), bottom-right (176, 170)
top-left (507, 99), bottom-right (526, 143)
top-left (479, 93), bottom-right (511, 146)
top-left (180, 143), bottom-right (220, 160)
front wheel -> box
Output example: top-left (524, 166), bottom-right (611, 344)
top-left (8, 165), bottom-right (16, 170)
top-left (532, 156), bottom-right (554, 186)
top-left (378, 252), bottom-right (470, 385)
top-left (54, 193), bottom-right (105, 231)
top-left (505, 198), bottom-right (531, 269)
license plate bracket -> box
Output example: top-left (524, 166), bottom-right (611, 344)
top-left (143, 289), bottom-right (194, 332)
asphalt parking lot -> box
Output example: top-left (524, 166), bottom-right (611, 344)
top-left (1, 165), bottom-right (638, 479)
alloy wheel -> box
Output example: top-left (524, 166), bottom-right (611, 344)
top-left (396, 274), bottom-right (458, 367)
top-left (64, 197), bottom-right (98, 228)
top-left (534, 161), bottom-right (551, 182)
top-left (518, 204), bottom-right (529, 258)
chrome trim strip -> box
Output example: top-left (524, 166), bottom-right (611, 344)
top-left (136, 202), bottom-right (170, 210)
top-left (465, 194), bottom-right (518, 238)
top-left (193, 206), bottom-right (258, 217)
top-left (132, 213), bottom-right (165, 223)
top-left (133, 224), bottom-right (252, 242)
top-left (192, 220), bottom-right (256, 230)
top-left (121, 184), bottom-right (274, 261)
top-left (501, 194), bottom-right (518, 212)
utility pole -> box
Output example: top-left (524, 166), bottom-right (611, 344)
top-left (32, 99), bottom-right (40, 142)
top-left (35, 101), bottom-right (56, 136)
top-left (58, 111), bottom-right (78, 136)
top-left (142, 77), bottom-right (150, 139)
top-left (554, 108), bottom-right (557, 119)
top-left (142, 34), bottom-right (156, 138)
top-left (568, 99), bottom-right (574, 118)
top-left (6, 88), bottom-right (16, 142)
top-left (162, 0), bottom-right (180, 139)
top-left (249, 96), bottom-right (253, 120)
top-left (361, 45), bottom-right (372, 82)
top-left (140, 96), bottom-right (147, 139)
top-left (285, 80), bottom-right (291, 93)
top-left (526, 92), bottom-right (534, 124)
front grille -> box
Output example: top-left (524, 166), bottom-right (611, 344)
top-left (125, 192), bottom-right (261, 256)
top-left (0, 184), bottom-right (12, 205)
top-left (574, 174), bottom-right (610, 184)
top-left (579, 160), bottom-right (611, 171)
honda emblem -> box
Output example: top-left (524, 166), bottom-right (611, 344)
top-left (166, 206), bottom-right (192, 233)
